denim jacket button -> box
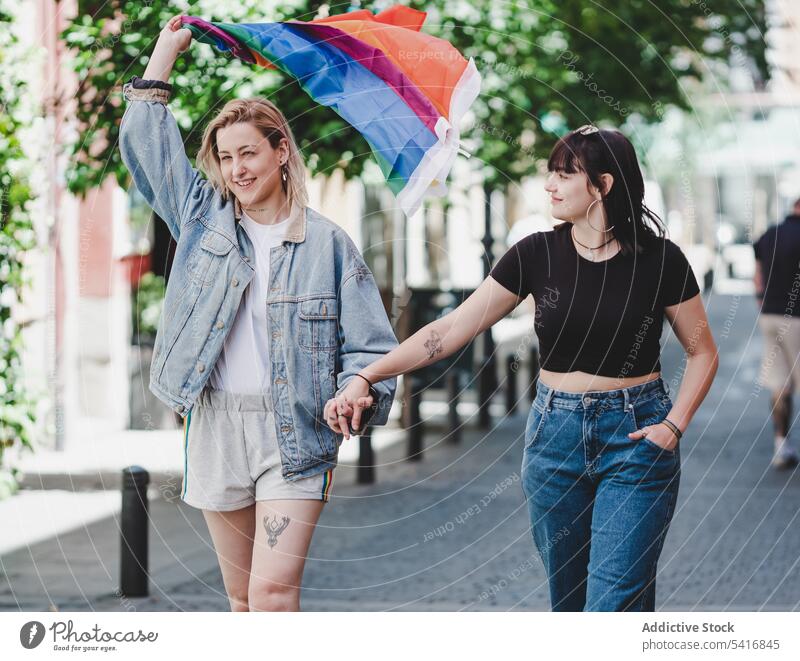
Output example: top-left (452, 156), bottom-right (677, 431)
top-left (280, 425), bottom-right (292, 433)
top-left (215, 320), bottom-right (224, 329)
top-left (232, 278), bottom-right (239, 287)
top-left (272, 331), bottom-right (280, 338)
top-left (198, 363), bottom-right (205, 373)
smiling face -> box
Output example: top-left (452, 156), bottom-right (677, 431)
top-left (544, 168), bottom-right (599, 223)
top-left (216, 122), bottom-right (288, 208)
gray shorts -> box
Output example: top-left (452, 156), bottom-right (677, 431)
top-left (180, 387), bottom-right (334, 511)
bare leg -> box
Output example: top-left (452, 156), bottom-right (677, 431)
top-left (248, 499), bottom-right (325, 612)
top-left (770, 390), bottom-right (792, 438)
top-left (203, 504), bottom-right (256, 612)
top-left (770, 389), bottom-right (800, 468)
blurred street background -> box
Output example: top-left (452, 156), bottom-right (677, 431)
top-left (1, 0), bottom-right (799, 611)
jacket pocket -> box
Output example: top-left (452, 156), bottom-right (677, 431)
top-left (187, 228), bottom-right (234, 286)
top-left (299, 296), bottom-right (338, 351)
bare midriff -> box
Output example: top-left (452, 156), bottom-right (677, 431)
top-left (538, 369), bottom-right (662, 394)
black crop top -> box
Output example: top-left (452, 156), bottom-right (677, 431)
top-left (489, 224), bottom-right (700, 377)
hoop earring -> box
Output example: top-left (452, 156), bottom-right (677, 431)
top-left (586, 199), bottom-right (614, 232)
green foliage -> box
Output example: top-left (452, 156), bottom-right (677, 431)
top-left (132, 272), bottom-right (166, 340)
top-left (408, 0), bottom-right (769, 188)
top-left (0, 2), bottom-right (38, 498)
top-left (61, 0), bottom-right (372, 197)
top-left (63, 0), bottom-right (769, 198)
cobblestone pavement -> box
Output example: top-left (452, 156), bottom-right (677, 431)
top-left (1, 294), bottom-right (798, 612)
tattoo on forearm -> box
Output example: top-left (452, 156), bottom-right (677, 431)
top-left (263, 515), bottom-right (290, 549)
top-left (424, 330), bottom-right (444, 360)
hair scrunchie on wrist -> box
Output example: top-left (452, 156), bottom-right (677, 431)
top-left (354, 373), bottom-right (373, 389)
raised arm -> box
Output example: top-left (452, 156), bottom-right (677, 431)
top-left (328, 275), bottom-right (524, 436)
top-left (142, 16), bottom-right (191, 83)
top-left (118, 16), bottom-right (208, 241)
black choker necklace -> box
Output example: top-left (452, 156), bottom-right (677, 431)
top-left (571, 226), bottom-right (616, 261)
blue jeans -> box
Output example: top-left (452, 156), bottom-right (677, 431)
top-left (521, 377), bottom-right (680, 611)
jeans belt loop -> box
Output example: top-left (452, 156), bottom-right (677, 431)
top-left (623, 387), bottom-right (631, 412)
top-left (545, 387), bottom-right (555, 412)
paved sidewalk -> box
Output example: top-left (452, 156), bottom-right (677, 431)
top-left (1, 294), bottom-right (799, 611)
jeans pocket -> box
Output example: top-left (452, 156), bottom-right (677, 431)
top-left (524, 401), bottom-right (548, 450)
top-left (641, 436), bottom-right (679, 455)
top-left (632, 396), bottom-right (678, 455)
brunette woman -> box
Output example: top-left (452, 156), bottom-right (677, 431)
top-left (330, 124), bottom-right (718, 611)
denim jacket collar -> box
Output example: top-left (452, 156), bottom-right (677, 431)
top-left (233, 195), bottom-right (307, 244)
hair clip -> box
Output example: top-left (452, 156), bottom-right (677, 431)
top-left (575, 124), bottom-right (600, 135)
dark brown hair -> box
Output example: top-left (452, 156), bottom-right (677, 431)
top-left (547, 128), bottom-right (665, 255)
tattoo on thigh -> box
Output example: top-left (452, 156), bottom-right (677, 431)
top-left (263, 515), bottom-right (291, 549)
top-left (424, 330), bottom-right (443, 360)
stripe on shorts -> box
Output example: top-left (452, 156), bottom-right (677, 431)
top-left (321, 469), bottom-right (334, 502)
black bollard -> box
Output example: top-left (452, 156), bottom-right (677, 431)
top-left (408, 376), bottom-right (423, 461)
top-left (529, 346), bottom-right (540, 402)
top-left (120, 466), bottom-right (150, 597)
top-left (478, 347), bottom-right (495, 429)
top-left (506, 355), bottom-right (518, 415)
top-left (446, 370), bottom-right (461, 444)
top-left (357, 427), bottom-right (375, 484)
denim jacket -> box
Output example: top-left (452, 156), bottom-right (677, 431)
top-left (118, 77), bottom-right (398, 480)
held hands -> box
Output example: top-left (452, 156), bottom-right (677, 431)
top-left (323, 377), bottom-right (373, 440)
top-left (160, 16), bottom-right (193, 54)
top-left (628, 421), bottom-right (679, 452)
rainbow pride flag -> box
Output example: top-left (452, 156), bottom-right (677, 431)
top-left (181, 5), bottom-right (480, 218)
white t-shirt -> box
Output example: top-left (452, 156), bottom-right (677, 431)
top-left (208, 211), bottom-right (290, 394)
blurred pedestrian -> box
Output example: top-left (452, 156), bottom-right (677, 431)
top-left (753, 198), bottom-right (800, 469)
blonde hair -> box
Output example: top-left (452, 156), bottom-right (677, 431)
top-left (197, 97), bottom-right (308, 209)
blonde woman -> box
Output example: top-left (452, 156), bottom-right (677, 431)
top-left (119, 17), bottom-right (398, 611)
